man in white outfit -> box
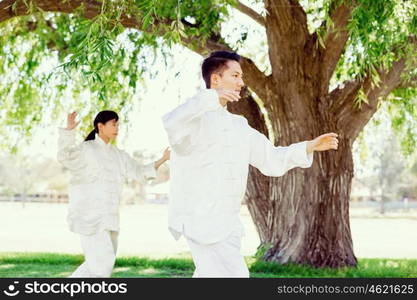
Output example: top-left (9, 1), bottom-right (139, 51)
top-left (162, 51), bottom-right (338, 278)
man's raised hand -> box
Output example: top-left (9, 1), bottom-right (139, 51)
top-left (215, 89), bottom-right (241, 106)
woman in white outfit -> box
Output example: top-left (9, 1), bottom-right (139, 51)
top-left (58, 110), bottom-right (170, 277)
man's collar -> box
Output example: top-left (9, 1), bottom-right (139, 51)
top-left (221, 103), bottom-right (229, 113)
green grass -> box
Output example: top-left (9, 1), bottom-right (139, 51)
top-left (249, 259), bottom-right (417, 278)
top-left (0, 252), bottom-right (416, 278)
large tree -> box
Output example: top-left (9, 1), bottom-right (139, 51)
top-left (0, 0), bottom-right (416, 267)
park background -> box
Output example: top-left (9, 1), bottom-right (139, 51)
top-left (0, 0), bottom-right (416, 277)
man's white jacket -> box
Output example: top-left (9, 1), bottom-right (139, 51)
top-left (57, 129), bottom-right (156, 235)
top-left (162, 89), bottom-right (313, 245)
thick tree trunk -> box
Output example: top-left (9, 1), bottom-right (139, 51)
top-left (259, 80), bottom-right (358, 266)
top-left (263, 142), bottom-right (357, 267)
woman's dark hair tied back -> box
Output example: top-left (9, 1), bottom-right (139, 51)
top-left (85, 110), bottom-right (119, 141)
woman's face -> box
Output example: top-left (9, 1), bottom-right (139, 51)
top-left (98, 119), bottom-right (119, 141)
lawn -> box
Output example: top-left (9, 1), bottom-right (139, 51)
top-left (0, 253), bottom-right (416, 278)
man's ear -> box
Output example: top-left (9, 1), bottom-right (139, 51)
top-left (211, 73), bottom-right (220, 87)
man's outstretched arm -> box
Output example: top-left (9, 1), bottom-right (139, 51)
top-left (248, 126), bottom-right (338, 177)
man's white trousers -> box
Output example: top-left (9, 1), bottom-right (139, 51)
top-left (186, 231), bottom-right (249, 278)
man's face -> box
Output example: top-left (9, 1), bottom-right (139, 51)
top-left (211, 60), bottom-right (245, 92)
top-left (98, 119), bottom-right (119, 140)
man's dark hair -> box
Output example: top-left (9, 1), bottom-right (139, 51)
top-left (202, 51), bottom-right (241, 88)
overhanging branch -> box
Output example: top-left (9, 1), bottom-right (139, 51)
top-left (264, 0), bottom-right (309, 41)
top-left (263, 0), bottom-right (310, 80)
top-left (319, 0), bottom-right (358, 96)
top-left (334, 58), bottom-right (408, 140)
top-left (235, 0), bottom-right (265, 27)
top-left (397, 75), bottom-right (417, 89)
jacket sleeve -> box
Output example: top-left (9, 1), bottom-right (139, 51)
top-left (161, 89), bottom-right (222, 154)
top-left (57, 128), bottom-right (86, 171)
top-left (120, 150), bottom-right (157, 182)
top-left (248, 126), bottom-right (313, 177)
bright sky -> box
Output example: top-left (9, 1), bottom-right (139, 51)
top-left (121, 47), bottom-right (203, 156)
top-left (23, 46), bottom-right (204, 160)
